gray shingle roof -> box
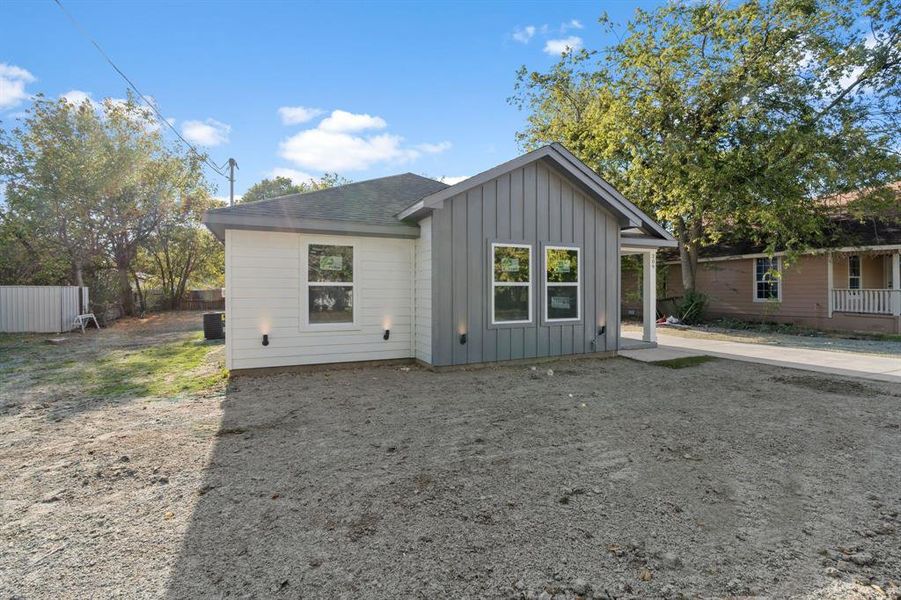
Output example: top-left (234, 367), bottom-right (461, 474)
top-left (206, 173), bottom-right (448, 226)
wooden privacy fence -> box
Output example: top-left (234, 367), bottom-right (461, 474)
top-left (0, 286), bottom-right (90, 333)
top-left (141, 288), bottom-right (224, 311)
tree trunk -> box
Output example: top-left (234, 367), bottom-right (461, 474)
top-left (72, 258), bottom-right (85, 287)
top-left (132, 270), bottom-right (145, 314)
top-left (117, 259), bottom-right (135, 316)
top-left (675, 218), bottom-right (699, 293)
top-left (679, 243), bottom-right (699, 293)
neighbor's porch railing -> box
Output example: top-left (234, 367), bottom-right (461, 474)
top-left (831, 288), bottom-right (899, 315)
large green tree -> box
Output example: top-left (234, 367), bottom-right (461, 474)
top-left (239, 173), bottom-right (349, 204)
top-left (1, 94), bottom-right (212, 315)
top-left (134, 193), bottom-right (224, 311)
top-left (512, 0), bottom-right (900, 292)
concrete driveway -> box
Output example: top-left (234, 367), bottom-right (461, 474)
top-left (621, 327), bottom-right (901, 383)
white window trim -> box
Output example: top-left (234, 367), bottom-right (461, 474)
top-left (848, 255), bottom-right (861, 290)
top-left (753, 256), bottom-right (782, 303)
top-left (544, 244), bottom-right (581, 322)
top-left (300, 239), bottom-right (361, 331)
top-left (490, 242), bottom-right (532, 325)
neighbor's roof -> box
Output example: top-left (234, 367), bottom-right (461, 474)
top-left (820, 181), bottom-right (901, 213)
top-left (661, 216), bottom-right (901, 263)
top-left (203, 173), bottom-right (448, 240)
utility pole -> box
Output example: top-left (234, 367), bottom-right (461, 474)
top-left (227, 158), bottom-right (239, 206)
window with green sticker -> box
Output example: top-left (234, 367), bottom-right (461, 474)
top-left (491, 243), bottom-right (531, 324)
top-left (307, 244), bottom-right (354, 324)
top-left (545, 246), bottom-right (580, 321)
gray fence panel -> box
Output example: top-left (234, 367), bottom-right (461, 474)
top-left (0, 286), bottom-right (87, 333)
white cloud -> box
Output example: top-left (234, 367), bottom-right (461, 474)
top-left (214, 195), bottom-right (241, 204)
top-left (59, 91), bottom-right (165, 132)
top-left (280, 130), bottom-right (413, 171)
top-left (181, 118), bottom-right (231, 146)
top-left (438, 175), bottom-right (470, 185)
top-left (318, 109), bottom-right (387, 133)
top-left (61, 90), bottom-right (135, 110)
top-left (544, 36), bottom-right (583, 55)
top-left (416, 141), bottom-right (452, 154)
top-left (278, 105), bottom-right (323, 125)
top-left (60, 89), bottom-right (94, 106)
top-left (268, 167), bottom-right (315, 184)
top-left (512, 25), bottom-right (536, 44)
top-left (562, 19), bottom-right (583, 31)
top-left (0, 63), bottom-right (36, 109)
top-left (278, 109), bottom-right (449, 172)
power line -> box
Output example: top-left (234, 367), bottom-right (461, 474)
top-left (50, 0), bottom-right (231, 180)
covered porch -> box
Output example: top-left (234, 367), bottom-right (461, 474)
top-left (827, 247), bottom-right (901, 317)
top-left (620, 232), bottom-right (677, 347)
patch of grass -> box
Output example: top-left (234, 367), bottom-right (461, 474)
top-left (772, 374), bottom-right (885, 398)
top-left (650, 355), bottom-right (717, 369)
top-left (49, 333), bottom-right (226, 399)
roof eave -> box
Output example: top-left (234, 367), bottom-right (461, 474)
top-left (621, 236), bottom-right (680, 251)
top-left (202, 211), bottom-right (421, 241)
top-left (549, 143), bottom-right (676, 242)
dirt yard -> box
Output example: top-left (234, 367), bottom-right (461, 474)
top-left (1, 312), bottom-right (899, 599)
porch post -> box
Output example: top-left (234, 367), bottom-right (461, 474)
top-left (642, 250), bottom-right (657, 343)
top-left (892, 252), bottom-right (900, 317)
top-left (826, 252), bottom-right (834, 318)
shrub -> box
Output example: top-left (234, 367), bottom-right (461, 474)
top-left (677, 290), bottom-right (707, 324)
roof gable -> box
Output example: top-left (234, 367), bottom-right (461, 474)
top-left (398, 143), bottom-right (675, 243)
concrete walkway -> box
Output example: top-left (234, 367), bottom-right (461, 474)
top-left (621, 329), bottom-right (901, 383)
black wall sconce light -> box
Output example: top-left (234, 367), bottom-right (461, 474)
top-left (262, 334), bottom-right (269, 347)
top-left (383, 329), bottom-right (390, 341)
top-left (598, 325), bottom-right (606, 336)
top-left (459, 333), bottom-right (467, 345)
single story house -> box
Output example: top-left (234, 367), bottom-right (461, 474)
top-left (623, 188), bottom-right (901, 334)
top-left (203, 144), bottom-right (676, 372)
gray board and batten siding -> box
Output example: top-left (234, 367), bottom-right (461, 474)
top-left (428, 160), bottom-right (620, 367)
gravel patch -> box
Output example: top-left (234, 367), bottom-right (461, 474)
top-left (1, 315), bottom-right (899, 599)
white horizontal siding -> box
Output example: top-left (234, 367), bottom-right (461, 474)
top-left (226, 229), bottom-right (415, 370)
top-left (414, 217), bottom-right (432, 364)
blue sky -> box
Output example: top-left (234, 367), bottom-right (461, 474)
top-left (1, 0), bottom-right (658, 198)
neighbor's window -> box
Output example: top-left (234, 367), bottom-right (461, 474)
top-left (491, 243), bottom-right (531, 324)
top-left (545, 246), bottom-right (580, 321)
top-left (307, 244), bottom-right (354, 324)
top-left (754, 257), bottom-right (781, 301)
top-left (848, 255), bottom-right (861, 290)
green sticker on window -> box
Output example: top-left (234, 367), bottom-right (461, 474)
top-left (500, 257), bottom-right (520, 272)
top-left (551, 296), bottom-right (571, 309)
top-left (320, 255), bottom-right (343, 271)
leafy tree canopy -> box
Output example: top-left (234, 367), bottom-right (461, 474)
top-left (1, 92), bottom-right (214, 314)
top-left (240, 173), bottom-right (349, 204)
top-left (512, 0), bottom-right (900, 291)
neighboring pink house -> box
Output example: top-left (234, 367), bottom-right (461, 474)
top-left (623, 193), bottom-right (901, 335)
